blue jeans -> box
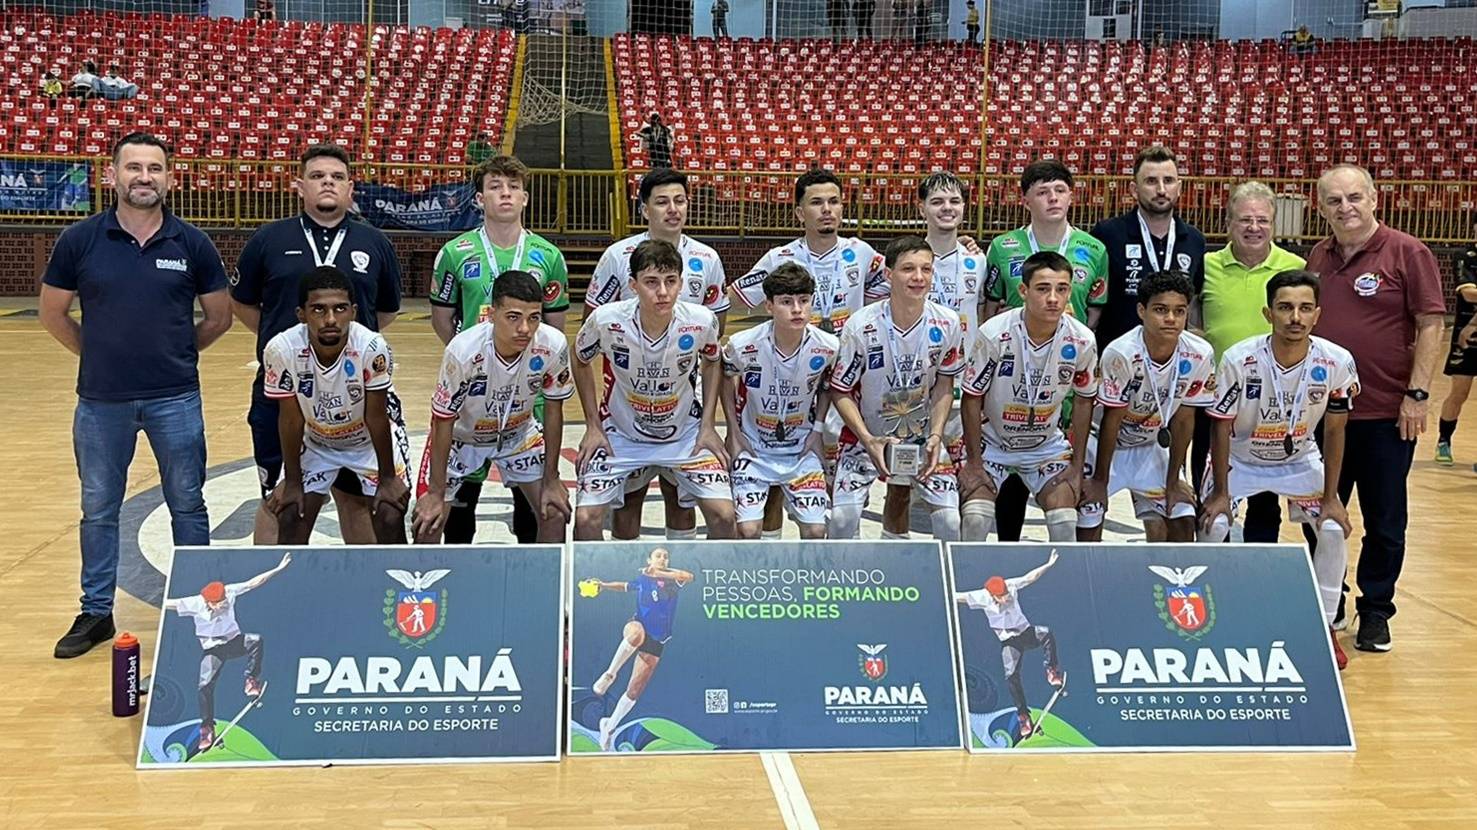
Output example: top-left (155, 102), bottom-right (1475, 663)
top-left (74, 390), bottom-right (210, 614)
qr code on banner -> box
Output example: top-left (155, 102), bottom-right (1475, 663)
top-left (704, 688), bottom-right (729, 714)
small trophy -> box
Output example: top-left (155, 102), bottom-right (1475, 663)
top-left (886, 441), bottom-right (923, 478)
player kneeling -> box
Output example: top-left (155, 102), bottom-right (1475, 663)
top-left (1200, 270), bottom-right (1357, 668)
top-left (412, 271), bottom-right (572, 544)
top-left (1079, 271), bottom-right (1215, 542)
top-left (958, 252), bottom-right (1097, 542)
top-left (720, 263), bottom-right (839, 539)
top-left (263, 267), bottom-right (410, 544)
top-left (572, 239), bottom-right (736, 540)
top-left (829, 236), bottom-right (966, 540)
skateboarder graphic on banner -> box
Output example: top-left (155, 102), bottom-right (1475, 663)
top-left (163, 552), bottom-right (292, 752)
top-left (955, 549), bottom-right (1066, 742)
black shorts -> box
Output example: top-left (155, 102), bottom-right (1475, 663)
top-left (249, 382), bottom-right (369, 498)
top-left (1445, 338), bottom-right (1477, 377)
top-left (636, 632), bottom-right (666, 658)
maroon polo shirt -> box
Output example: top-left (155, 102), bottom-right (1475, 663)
top-left (1306, 224), bottom-right (1446, 420)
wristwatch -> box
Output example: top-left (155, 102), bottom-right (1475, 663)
top-left (1405, 388), bottom-right (1430, 402)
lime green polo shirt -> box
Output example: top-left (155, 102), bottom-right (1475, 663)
top-left (1201, 243), bottom-right (1307, 359)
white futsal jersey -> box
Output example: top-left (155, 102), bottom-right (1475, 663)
top-left (1097, 327), bottom-right (1218, 446)
top-left (1209, 334), bottom-right (1359, 467)
top-left (262, 321), bottom-right (395, 451)
top-left (585, 232), bottom-right (729, 314)
top-left (721, 321), bottom-right (839, 454)
top-left (962, 308), bottom-right (1098, 457)
top-left (930, 242), bottom-right (990, 348)
top-left (575, 298), bottom-right (721, 443)
top-left (830, 300), bottom-right (965, 441)
top-left (732, 237), bottom-right (888, 334)
top-left (430, 321), bottom-right (574, 447)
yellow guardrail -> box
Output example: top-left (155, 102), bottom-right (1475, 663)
top-left (6, 156), bottom-right (1474, 245)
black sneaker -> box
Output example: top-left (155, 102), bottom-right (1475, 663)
top-left (1355, 613), bottom-right (1392, 653)
top-left (53, 612), bottom-right (115, 659)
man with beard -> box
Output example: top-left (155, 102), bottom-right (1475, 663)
top-left (232, 143), bottom-right (402, 545)
top-left (42, 132), bottom-right (233, 657)
top-left (1090, 146), bottom-right (1207, 352)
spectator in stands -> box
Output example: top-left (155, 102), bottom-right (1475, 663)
top-left (41, 70), bottom-right (64, 105)
top-left (827, 0), bottom-right (849, 42)
top-left (1197, 180), bottom-right (1305, 540)
top-left (1291, 24), bottom-right (1316, 55)
top-left (1304, 164), bottom-right (1445, 654)
top-left (712, 0), bottom-right (730, 38)
top-left (892, 0), bottom-right (910, 39)
top-left (69, 61), bottom-right (100, 99)
top-left (41, 132), bottom-right (232, 659)
top-left (253, 0), bottom-right (276, 22)
top-left (97, 64), bottom-right (139, 101)
top-left (965, 0), bottom-right (980, 46)
top-left (638, 114), bottom-right (673, 170)
top-left (467, 131), bottom-right (495, 165)
top-left (854, 0), bottom-right (875, 40)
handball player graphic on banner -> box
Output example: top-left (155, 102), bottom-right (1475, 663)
top-left (948, 543), bottom-right (1354, 752)
top-left (568, 540), bottom-right (963, 754)
top-left (138, 545), bottom-right (564, 768)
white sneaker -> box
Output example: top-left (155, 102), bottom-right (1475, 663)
top-left (592, 671), bottom-right (615, 696)
top-left (598, 717), bottom-right (614, 751)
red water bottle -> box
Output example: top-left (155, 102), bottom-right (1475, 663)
top-left (112, 632), bottom-right (140, 717)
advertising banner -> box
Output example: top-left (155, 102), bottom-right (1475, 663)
top-left (568, 540), bottom-right (962, 755)
top-left (0, 159), bottom-right (91, 212)
top-left (139, 545), bottom-right (564, 768)
top-left (948, 542), bottom-right (1354, 752)
top-left (351, 180), bottom-right (480, 231)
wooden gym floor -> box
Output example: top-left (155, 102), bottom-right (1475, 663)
top-left (1, 300), bottom-right (1474, 828)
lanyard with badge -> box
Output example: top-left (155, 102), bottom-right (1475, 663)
top-left (1135, 329), bottom-right (1181, 448)
top-left (802, 241), bottom-right (843, 331)
top-left (1259, 337), bottom-right (1310, 459)
top-left (766, 323), bottom-right (810, 443)
top-left (1136, 212), bottom-right (1177, 276)
top-left (1011, 312), bottom-right (1064, 427)
top-left (301, 217), bottom-right (347, 268)
top-left (477, 227), bottom-right (527, 324)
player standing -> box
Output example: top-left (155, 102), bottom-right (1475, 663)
top-left (263, 267), bottom-right (410, 545)
top-left (720, 263), bottom-right (839, 539)
top-left (959, 252), bottom-right (1098, 543)
top-left (572, 239), bottom-right (735, 540)
top-left (427, 155), bottom-right (570, 544)
top-left (586, 168), bottom-right (728, 541)
top-left (412, 272), bottom-right (572, 544)
top-left (828, 236), bottom-right (965, 540)
top-left (1080, 271), bottom-right (1216, 542)
top-left (1200, 270), bottom-right (1358, 668)
top-left (1435, 241), bottom-right (1477, 466)
top-left (579, 546), bottom-right (693, 751)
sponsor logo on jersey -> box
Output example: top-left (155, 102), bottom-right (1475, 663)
top-left (842, 248), bottom-right (857, 263)
top-left (542, 280), bottom-right (562, 304)
top-left (688, 257), bottom-right (704, 272)
top-left (350, 250), bottom-right (370, 273)
top-left (1126, 244), bottom-right (1142, 259)
top-left (998, 235), bottom-right (1021, 249)
top-left (154, 257), bottom-right (188, 272)
top-left (462, 260), bottom-right (482, 281)
top-left (1353, 273), bottom-right (1382, 296)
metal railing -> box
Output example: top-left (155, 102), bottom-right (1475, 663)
top-left (7, 156), bottom-right (1475, 244)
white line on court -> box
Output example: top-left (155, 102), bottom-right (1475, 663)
top-left (761, 751), bottom-right (819, 830)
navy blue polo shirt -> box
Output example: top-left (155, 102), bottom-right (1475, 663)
top-left (43, 208), bottom-right (229, 402)
top-left (231, 213), bottom-right (402, 368)
top-left (1090, 211), bottom-right (1207, 349)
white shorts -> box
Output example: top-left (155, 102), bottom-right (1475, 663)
top-left (300, 417), bottom-right (411, 498)
top-left (577, 424), bottom-right (731, 509)
top-left (415, 429), bottom-right (548, 501)
top-left (1078, 436), bottom-right (1195, 529)
top-left (978, 438), bottom-right (1073, 497)
top-left (731, 450), bottom-right (830, 525)
top-left (1227, 456), bottom-right (1329, 525)
top-left (622, 466), bottom-right (697, 509)
top-left (833, 431), bottom-right (959, 509)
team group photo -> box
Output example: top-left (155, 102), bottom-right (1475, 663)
top-left (4, 0), bottom-right (1476, 826)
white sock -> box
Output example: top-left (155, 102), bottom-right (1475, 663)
top-left (1314, 519), bottom-right (1350, 627)
top-left (1199, 513), bottom-right (1231, 543)
top-left (828, 502), bottom-right (862, 539)
top-left (930, 506), bottom-right (960, 541)
top-left (604, 692), bottom-right (638, 746)
top-left (1044, 508), bottom-right (1078, 542)
top-left (761, 528), bottom-right (783, 540)
top-left (665, 527), bottom-right (698, 540)
top-left (595, 640), bottom-right (637, 695)
top-left (961, 500), bottom-right (995, 541)
top-left (881, 529), bottom-right (910, 540)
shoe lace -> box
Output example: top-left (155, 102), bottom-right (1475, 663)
top-left (66, 612), bottom-right (102, 635)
